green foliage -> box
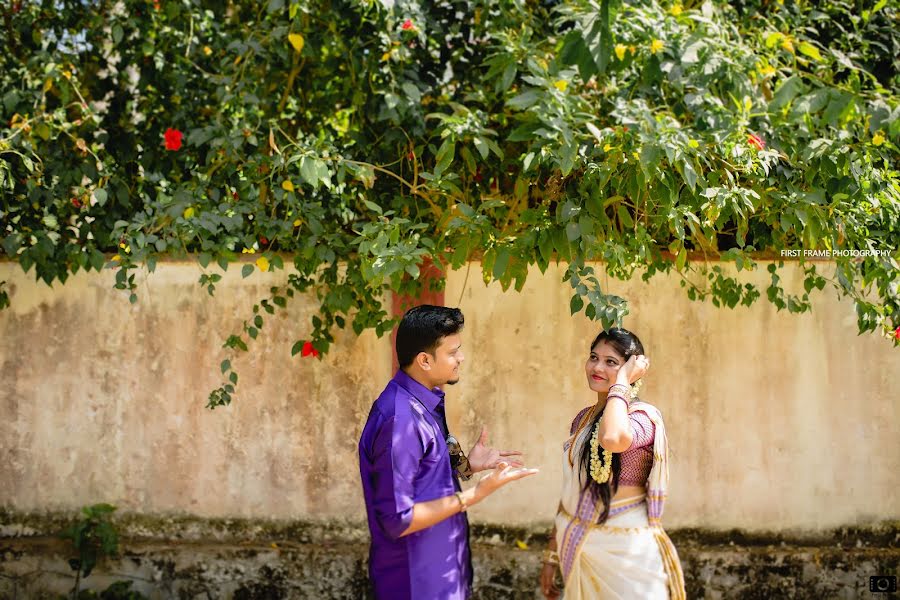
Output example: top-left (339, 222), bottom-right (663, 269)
top-left (61, 504), bottom-right (119, 579)
top-left (1, 0), bottom-right (898, 406)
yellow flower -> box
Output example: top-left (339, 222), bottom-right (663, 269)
top-left (632, 151), bottom-right (640, 161)
top-left (688, 139), bottom-right (699, 149)
top-left (515, 540), bottom-right (529, 550)
top-left (759, 64), bottom-right (776, 77)
top-left (650, 39), bottom-right (664, 54)
top-left (872, 132), bottom-right (885, 146)
top-left (781, 37), bottom-right (794, 53)
top-left (288, 33), bottom-right (304, 54)
top-left (282, 180), bottom-right (295, 192)
top-left (118, 243), bottom-right (131, 253)
top-left (242, 247), bottom-right (255, 254)
top-left (670, 4), bottom-right (683, 16)
top-left (553, 80), bottom-right (568, 92)
top-left (183, 206), bottom-right (195, 219)
top-left (203, 46), bottom-right (212, 56)
top-left (603, 143), bottom-right (613, 152)
top-left (112, 254), bottom-right (121, 261)
top-left (256, 256), bottom-right (270, 272)
top-left (62, 69), bottom-right (72, 80)
top-left (614, 44), bottom-right (626, 61)
top-left (629, 45), bottom-right (637, 55)
top-left (293, 219), bottom-right (302, 227)
top-left (381, 50), bottom-right (392, 62)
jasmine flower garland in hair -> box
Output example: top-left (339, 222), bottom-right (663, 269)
top-left (589, 422), bottom-right (612, 484)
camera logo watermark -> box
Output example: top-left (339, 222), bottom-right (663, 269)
top-left (870, 575), bottom-right (897, 593)
top-left (780, 249), bottom-right (891, 258)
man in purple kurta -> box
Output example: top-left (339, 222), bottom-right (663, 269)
top-left (358, 305), bottom-right (538, 600)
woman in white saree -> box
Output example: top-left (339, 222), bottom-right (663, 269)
top-left (539, 328), bottom-right (686, 600)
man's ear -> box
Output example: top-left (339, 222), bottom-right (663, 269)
top-left (415, 351), bottom-right (432, 371)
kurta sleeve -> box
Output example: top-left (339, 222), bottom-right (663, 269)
top-left (369, 414), bottom-right (423, 539)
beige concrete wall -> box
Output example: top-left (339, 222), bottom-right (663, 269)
top-left (1, 260), bottom-right (897, 531)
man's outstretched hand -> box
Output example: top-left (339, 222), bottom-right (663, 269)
top-left (467, 426), bottom-right (525, 472)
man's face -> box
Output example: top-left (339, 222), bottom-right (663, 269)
top-left (427, 333), bottom-right (464, 386)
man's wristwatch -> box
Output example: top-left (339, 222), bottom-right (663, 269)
top-left (455, 491), bottom-right (468, 512)
top-left (455, 456), bottom-right (473, 481)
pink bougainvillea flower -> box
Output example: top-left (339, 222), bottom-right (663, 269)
top-left (301, 341), bottom-right (319, 358)
top-left (164, 128), bottom-right (183, 151)
top-left (401, 18), bottom-right (415, 31)
top-left (747, 133), bottom-right (766, 150)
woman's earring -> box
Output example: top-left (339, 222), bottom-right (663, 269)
top-left (630, 379), bottom-right (643, 400)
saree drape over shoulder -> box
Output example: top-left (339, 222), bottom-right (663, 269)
top-left (555, 401), bottom-right (686, 600)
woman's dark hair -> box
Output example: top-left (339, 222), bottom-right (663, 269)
top-left (576, 327), bottom-right (645, 523)
top-left (396, 305), bottom-right (465, 368)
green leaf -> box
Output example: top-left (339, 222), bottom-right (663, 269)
top-left (797, 42), bottom-right (822, 62)
top-left (291, 340), bottom-right (304, 356)
top-left (492, 249), bottom-right (510, 280)
top-left (676, 248), bottom-right (687, 272)
top-left (617, 205), bottom-right (634, 229)
top-left (769, 76), bottom-right (806, 111)
top-left (506, 90), bottom-right (542, 110)
top-left (221, 360), bottom-right (231, 373)
top-left (560, 30), bottom-right (597, 81)
top-left (570, 293), bottom-right (584, 314)
top-left (241, 264), bottom-right (254, 278)
top-left (300, 157), bottom-right (318, 188)
top-left (434, 139), bottom-right (455, 176)
top-left (363, 200), bottom-right (383, 215)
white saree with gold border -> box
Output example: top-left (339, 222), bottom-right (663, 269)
top-left (554, 401), bottom-right (686, 600)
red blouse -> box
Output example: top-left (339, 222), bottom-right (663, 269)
top-left (569, 405), bottom-right (656, 487)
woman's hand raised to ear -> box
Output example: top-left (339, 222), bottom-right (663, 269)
top-left (616, 354), bottom-right (650, 385)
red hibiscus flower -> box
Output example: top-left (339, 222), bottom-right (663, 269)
top-left (401, 18), bottom-right (415, 31)
top-left (164, 128), bottom-right (183, 151)
top-left (894, 326), bottom-right (900, 341)
top-left (71, 197), bottom-right (82, 209)
top-left (301, 341), bottom-right (319, 358)
top-left (747, 133), bottom-right (765, 150)
top-left (259, 237), bottom-right (269, 246)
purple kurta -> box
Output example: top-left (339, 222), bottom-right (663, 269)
top-left (358, 370), bottom-right (472, 600)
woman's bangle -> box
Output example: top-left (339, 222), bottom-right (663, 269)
top-left (608, 383), bottom-right (630, 396)
top-left (542, 548), bottom-right (560, 565)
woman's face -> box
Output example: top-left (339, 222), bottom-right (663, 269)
top-left (585, 340), bottom-right (626, 394)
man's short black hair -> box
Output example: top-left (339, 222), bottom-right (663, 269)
top-left (396, 305), bottom-right (465, 368)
